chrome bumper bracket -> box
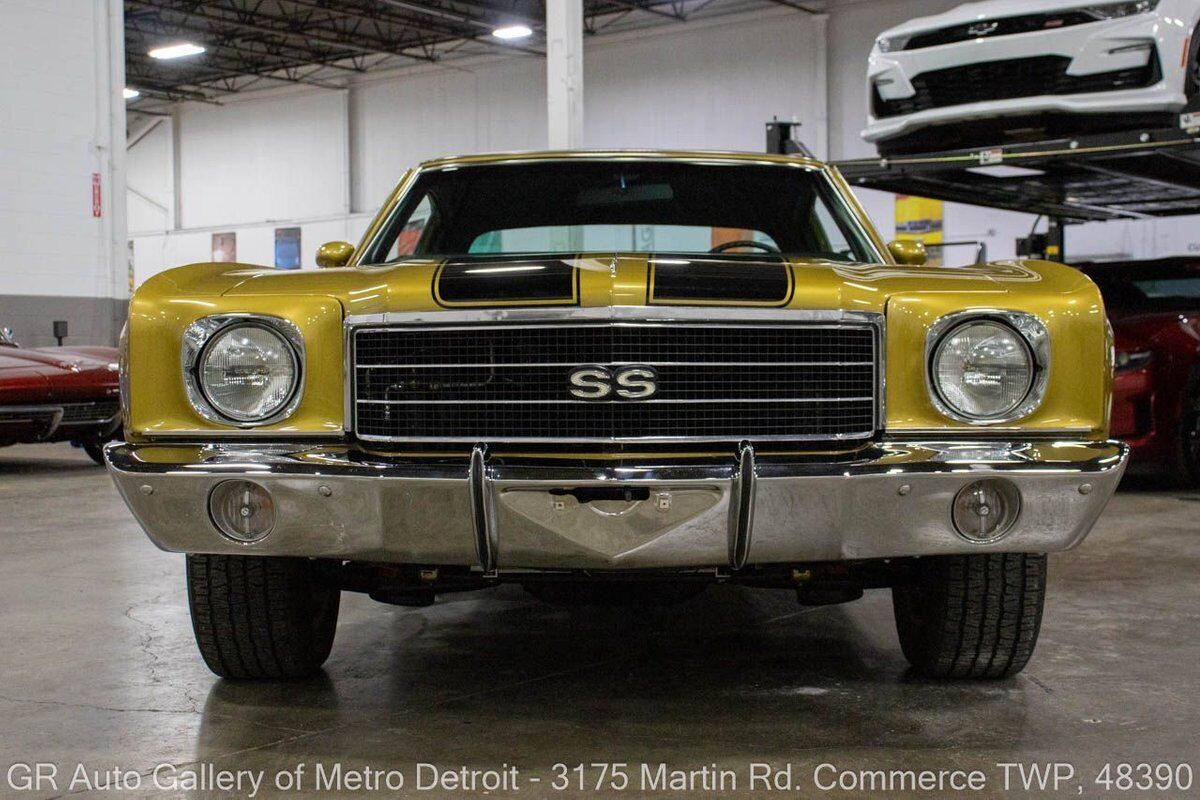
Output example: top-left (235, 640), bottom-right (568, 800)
top-left (728, 441), bottom-right (757, 570)
top-left (469, 443), bottom-right (497, 572)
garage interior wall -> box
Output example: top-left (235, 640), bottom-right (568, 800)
top-left (0, 0), bottom-right (127, 347)
top-left (127, 0), bottom-right (1200, 285)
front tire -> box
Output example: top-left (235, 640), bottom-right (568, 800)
top-left (1173, 384), bottom-right (1200, 489)
top-left (186, 555), bottom-right (340, 679)
top-left (892, 553), bottom-right (1045, 679)
top-left (81, 440), bottom-right (107, 466)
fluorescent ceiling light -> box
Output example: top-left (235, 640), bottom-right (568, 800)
top-left (492, 24), bottom-right (533, 40)
top-left (965, 165), bottom-right (1046, 178)
top-left (148, 42), bottom-right (206, 60)
top-left (122, 87), bottom-right (140, 100)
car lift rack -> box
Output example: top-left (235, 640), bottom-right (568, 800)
top-left (768, 118), bottom-right (1200, 262)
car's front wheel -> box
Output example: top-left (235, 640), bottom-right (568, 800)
top-left (892, 553), bottom-right (1045, 679)
top-left (186, 554), bottom-right (340, 679)
top-left (1174, 384), bottom-right (1200, 488)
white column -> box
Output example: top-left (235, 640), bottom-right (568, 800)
top-left (98, 0), bottom-right (129, 305)
top-left (546, 0), bottom-right (584, 149)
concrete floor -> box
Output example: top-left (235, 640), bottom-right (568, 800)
top-left (0, 443), bottom-right (1197, 799)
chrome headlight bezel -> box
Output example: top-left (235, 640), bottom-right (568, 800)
top-left (181, 314), bottom-right (304, 427)
top-left (925, 310), bottom-right (1050, 425)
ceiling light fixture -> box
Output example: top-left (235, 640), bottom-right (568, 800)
top-left (123, 87), bottom-right (140, 100)
top-left (148, 42), bottom-right (206, 60)
top-left (492, 24), bottom-right (533, 40)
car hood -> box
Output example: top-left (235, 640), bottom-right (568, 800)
top-left (143, 254), bottom-right (1088, 318)
top-left (881, 0), bottom-right (1109, 39)
top-left (6, 345), bottom-right (118, 371)
top-left (0, 345), bottom-right (119, 404)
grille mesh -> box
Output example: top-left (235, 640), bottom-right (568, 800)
top-left (873, 52), bottom-right (1160, 119)
top-left (353, 323), bottom-right (878, 442)
top-left (59, 401), bottom-right (120, 424)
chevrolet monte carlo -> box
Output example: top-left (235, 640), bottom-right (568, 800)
top-left (105, 151), bottom-right (1128, 680)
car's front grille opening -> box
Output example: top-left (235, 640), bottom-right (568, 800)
top-left (59, 401), bottom-right (120, 425)
top-left (872, 50), bottom-right (1161, 119)
top-left (352, 321), bottom-right (880, 444)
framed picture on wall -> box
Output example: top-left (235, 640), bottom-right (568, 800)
top-left (211, 232), bottom-right (237, 263)
top-left (274, 227), bottom-right (301, 270)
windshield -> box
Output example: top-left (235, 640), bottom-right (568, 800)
top-left (360, 160), bottom-right (880, 264)
top-left (1082, 262), bottom-right (1200, 312)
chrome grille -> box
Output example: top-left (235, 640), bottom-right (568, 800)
top-left (352, 319), bottom-right (880, 443)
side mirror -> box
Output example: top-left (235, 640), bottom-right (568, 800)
top-left (316, 241), bottom-right (355, 269)
top-left (887, 239), bottom-right (927, 266)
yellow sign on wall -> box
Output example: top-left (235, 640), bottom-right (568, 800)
top-left (895, 195), bottom-right (944, 267)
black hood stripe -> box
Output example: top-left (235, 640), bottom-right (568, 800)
top-left (648, 255), bottom-right (794, 307)
top-left (433, 256), bottom-right (581, 308)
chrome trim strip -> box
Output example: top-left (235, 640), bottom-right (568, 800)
top-left (346, 306), bottom-right (880, 326)
top-left (357, 396), bottom-right (875, 405)
top-left (893, 427), bottom-right (1095, 438)
top-left (0, 405), bottom-right (64, 438)
top-left (181, 314), bottom-right (306, 428)
top-left (353, 432), bottom-right (877, 443)
top-left (357, 361), bottom-right (876, 368)
top-left (469, 444), bottom-right (496, 572)
top-left (924, 310), bottom-right (1051, 426)
top-left (728, 441), bottom-right (756, 570)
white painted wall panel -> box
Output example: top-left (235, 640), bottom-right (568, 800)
top-left (585, 14), bottom-right (825, 156)
top-left (352, 57), bottom-right (545, 210)
top-left (0, 0), bottom-right (103, 296)
top-left (126, 119), bottom-right (173, 233)
top-left (177, 90), bottom-right (348, 228)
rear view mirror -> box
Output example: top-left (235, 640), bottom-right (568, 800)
top-left (316, 241), bottom-right (355, 268)
top-left (887, 239), bottom-right (927, 266)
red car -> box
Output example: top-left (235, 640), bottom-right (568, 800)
top-left (1077, 259), bottom-right (1200, 487)
top-left (0, 327), bottom-right (121, 464)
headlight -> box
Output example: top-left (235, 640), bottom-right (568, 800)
top-left (182, 315), bottom-right (303, 426)
top-left (875, 36), bottom-right (904, 53)
top-left (1080, 0), bottom-right (1159, 19)
top-left (928, 313), bottom-right (1048, 423)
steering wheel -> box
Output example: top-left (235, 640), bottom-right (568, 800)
top-left (709, 239), bottom-right (781, 254)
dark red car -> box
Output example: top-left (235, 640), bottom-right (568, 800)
top-left (0, 327), bottom-right (121, 464)
top-left (1077, 259), bottom-right (1200, 487)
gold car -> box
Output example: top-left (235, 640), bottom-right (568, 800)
top-left (106, 151), bottom-right (1127, 681)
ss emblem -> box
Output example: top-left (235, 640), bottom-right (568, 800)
top-left (568, 365), bottom-right (658, 401)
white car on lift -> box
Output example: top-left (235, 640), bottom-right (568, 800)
top-left (864, 0), bottom-right (1200, 154)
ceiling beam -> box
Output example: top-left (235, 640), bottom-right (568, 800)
top-left (128, 51), bottom-right (344, 91)
top-left (126, 13), bottom-right (366, 72)
top-left (126, 0), bottom-right (441, 62)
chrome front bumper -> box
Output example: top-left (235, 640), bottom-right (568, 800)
top-left (105, 439), bottom-right (1128, 571)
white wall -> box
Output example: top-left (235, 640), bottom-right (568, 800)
top-left (127, 118), bottom-right (173, 232)
top-left (0, 0), bottom-right (126, 345)
top-left (177, 90), bottom-right (350, 228)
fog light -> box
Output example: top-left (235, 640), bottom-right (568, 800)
top-left (209, 480), bottom-right (276, 543)
top-left (952, 479), bottom-right (1020, 543)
